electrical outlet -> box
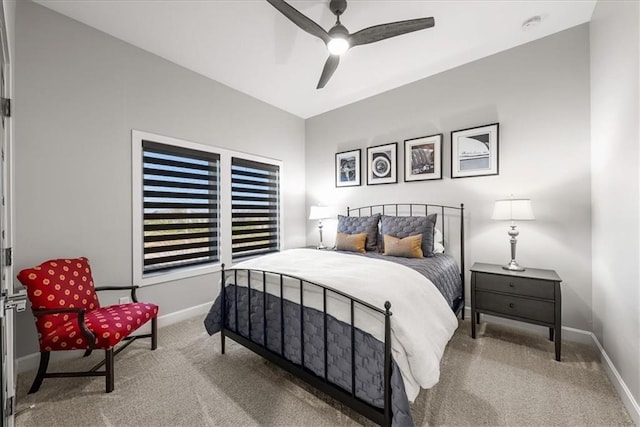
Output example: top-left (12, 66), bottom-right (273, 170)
top-left (119, 296), bottom-right (131, 305)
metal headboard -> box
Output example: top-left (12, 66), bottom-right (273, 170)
top-left (347, 203), bottom-right (466, 318)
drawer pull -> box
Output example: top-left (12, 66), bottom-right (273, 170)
top-left (509, 303), bottom-right (515, 309)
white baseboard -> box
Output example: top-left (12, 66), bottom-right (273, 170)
top-left (15, 301), bottom-right (213, 374)
top-left (462, 306), bottom-right (594, 346)
top-left (155, 300), bottom-right (212, 328)
top-left (463, 306), bottom-right (639, 424)
top-left (16, 349), bottom-right (77, 375)
top-left (592, 333), bottom-right (640, 425)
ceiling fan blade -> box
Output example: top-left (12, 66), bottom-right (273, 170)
top-left (317, 55), bottom-right (340, 89)
top-left (266, 0), bottom-right (331, 44)
top-left (349, 17), bottom-right (435, 47)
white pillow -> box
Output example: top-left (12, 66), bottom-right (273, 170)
top-left (433, 228), bottom-right (445, 254)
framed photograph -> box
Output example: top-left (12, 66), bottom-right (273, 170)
top-left (367, 142), bottom-right (397, 185)
top-left (451, 123), bottom-right (499, 178)
top-left (335, 149), bottom-right (361, 187)
top-left (404, 134), bottom-right (443, 182)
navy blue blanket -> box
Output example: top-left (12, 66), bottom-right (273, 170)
top-left (204, 284), bottom-right (414, 426)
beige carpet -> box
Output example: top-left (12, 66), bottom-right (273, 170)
top-left (15, 316), bottom-right (633, 426)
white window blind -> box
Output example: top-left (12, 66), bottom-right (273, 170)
top-left (142, 140), bottom-right (220, 273)
top-left (231, 157), bottom-right (280, 260)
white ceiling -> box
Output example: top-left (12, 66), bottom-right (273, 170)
top-left (35, 0), bottom-right (596, 119)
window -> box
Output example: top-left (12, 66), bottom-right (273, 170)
top-left (132, 130), bottom-right (283, 286)
top-left (141, 140), bottom-right (219, 273)
top-left (231, 157), bottom-right (280, 260)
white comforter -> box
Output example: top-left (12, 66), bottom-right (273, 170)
top-left (227, 249), bottom-right (458, 401)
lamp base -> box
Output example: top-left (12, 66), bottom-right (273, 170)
top-left (502, 260), bottom-right (525, 271)
top-left (316, 243), bottom-right (328, 250)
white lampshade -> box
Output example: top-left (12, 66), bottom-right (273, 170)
top-left (491, 199), bottom-right (535, 221)
top-left (309, 206), bottom-right (333, 220)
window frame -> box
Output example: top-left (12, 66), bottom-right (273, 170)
top-left (132, 130), bottom-right (284, 287)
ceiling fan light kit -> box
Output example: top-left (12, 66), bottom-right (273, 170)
top-left (327, 23), bottom-right (350, 55)
top-left (266, 0), bottom-right (436, 89)
top-left (327, 37), bottom-right (349, 55)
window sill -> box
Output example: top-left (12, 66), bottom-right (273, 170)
top-left (137, 262), bottom-right (221, 287)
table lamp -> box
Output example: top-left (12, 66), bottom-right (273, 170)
top-left (491, 198), bottom-right (535, 271)
top-left (309, 206), bottom-right (333, 249)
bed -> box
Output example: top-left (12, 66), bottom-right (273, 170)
top-left (204, 203), bottom-right (465, 426)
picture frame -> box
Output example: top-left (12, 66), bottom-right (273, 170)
top-left (451, 123), bottom-right (499, 178)
top-left (404, 133), bottom-right (443, 182)
top-left (335, 149), bottom-right (361, 187)
top-left (367, 142), bottom-right (398, 185)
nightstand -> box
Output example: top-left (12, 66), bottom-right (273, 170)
top-left (470, 262), bottom-right (562, 361)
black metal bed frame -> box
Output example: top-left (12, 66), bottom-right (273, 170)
top-left (219, 203), bottom-right (465, 426)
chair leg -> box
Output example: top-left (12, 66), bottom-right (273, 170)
top-left (83, 349), bottom-right (93, 357)
top-left (151, 317), bottom-right (158, 350)
top-left (28, 351), bottom-right (51, 394)
top-left (105, 348), bottom-right (114, 393)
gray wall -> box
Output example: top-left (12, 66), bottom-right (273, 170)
top-left (14, 0), bottom-right (306, 357)
top-left (590, 0), bottom-right (640, 411)
top-left (305, 25), bottom-right (592, 331)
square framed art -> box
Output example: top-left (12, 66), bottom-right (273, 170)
top-left (335, 149), bottom-right (361, 187)
top-left (367, 143), bottom-right (397, 185)
top-left (404, 134), bottom-right (443, 182)
top-left (451, 123), bottom-right (499, 178)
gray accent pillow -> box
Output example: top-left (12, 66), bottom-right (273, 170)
top-left (337, 213), bottom-right (381, 252)
top-left (380, 214), bottom-right (437, 257)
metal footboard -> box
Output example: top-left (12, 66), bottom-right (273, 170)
top-left (220, 265), bottom-right (393, 427)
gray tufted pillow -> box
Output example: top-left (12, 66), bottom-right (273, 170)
top-left (337, 213), bottom-right (381, 252)
top-left (380, 214), bottom-right (437, 257)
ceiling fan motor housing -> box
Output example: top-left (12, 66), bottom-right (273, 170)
top-left (328, 23), bottom-right (349, 39)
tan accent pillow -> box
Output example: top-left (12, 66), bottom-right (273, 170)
top-left (383, 234), bottom-right (424, 258)
top-left (335, 232), bottom-right (367, 253)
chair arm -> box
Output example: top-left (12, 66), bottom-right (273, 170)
top-left (32, 307), bottom-right (85, 316)
top-left (94, 285), bottom-right (139, 303)
top-left (32, 307), bottom-right (97, 349)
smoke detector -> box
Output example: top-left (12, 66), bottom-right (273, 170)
top-left (522, 15), bottom-right (543, 31)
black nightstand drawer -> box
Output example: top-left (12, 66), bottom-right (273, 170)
top-left (475, 291), bottom-right (555, 324)
top-left (475, 272), bottom-right (554, 300)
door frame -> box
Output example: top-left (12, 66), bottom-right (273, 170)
top-left (0, 0), bottom-right (15, 425)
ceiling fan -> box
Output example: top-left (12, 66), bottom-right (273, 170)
top-left (266, 0), bottom-right (435, 89)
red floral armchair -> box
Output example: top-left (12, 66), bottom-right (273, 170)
top-left (17, 257), bottom-right (158, 393)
